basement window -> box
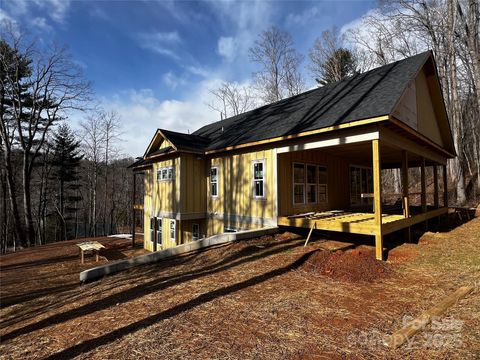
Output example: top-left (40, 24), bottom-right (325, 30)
top-left (252, 160), bottom-right (265, 199)
top-left (210, 167), bottom-right (219, 197)
top-left (170, 219), bottom-right (176, 243)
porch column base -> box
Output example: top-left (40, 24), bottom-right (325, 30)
top-left (375, 233), bottom-right (384, 261)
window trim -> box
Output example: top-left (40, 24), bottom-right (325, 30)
top-left (157, 166), bottom-right (175, 182)
top-left (210, 166), bottom-right (219, 198)
top-left (156, 218), bottom-right (163, 246)
top-left (169, 219), bottom-right (176, 243)
top-left (252, 159), bottom-right (266, 199)
top-left (293, 162), bottom-right (306, 205)
top-left (192, 223), bottom-right (200, 241)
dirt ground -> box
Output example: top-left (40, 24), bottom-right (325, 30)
top-left (0, 218), bottom-right (478, 359)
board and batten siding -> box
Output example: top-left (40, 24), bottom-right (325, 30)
top-left (277, 149), bottom-right (350, 216)
top-left (206, 148), bottom-right (276, 234)
top-left (180, 154), bottom-right (206, 214)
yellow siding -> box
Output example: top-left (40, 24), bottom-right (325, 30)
top-left (416, 69), bottom-right (444, 147)
top-left (181, 154), bottom-right (206, 214)
top-left (277, 150), bottom-right (350, 216)
top-left (152, 158), bottom-right (181, 213)
top-left (207, 148), bottom-right (275, 231)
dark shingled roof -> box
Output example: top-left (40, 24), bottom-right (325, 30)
top-left (160, 129), bottom-right (210, 153)
top-left (192, 51), bottom-right (430, 150)
top-left (132, 50), bottom-right (431, 170)
top-left (127, 157), bottom-right (153, 169)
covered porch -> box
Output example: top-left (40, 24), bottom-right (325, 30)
top-left (275, 124), bottom-right (451, 260)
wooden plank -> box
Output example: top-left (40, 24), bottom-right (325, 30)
top-left (384, 285), bottom-right (474, 349)
top-left (379, 126), bottom-right (447, 165)
top-left (372, 139), bottom-right (383, 260)
top-left (304, 222), bottom-right (316, 247)
top-left (433, 165), bottom-right (439, 208)
top-left (382, 207), bottom-right (448, 234)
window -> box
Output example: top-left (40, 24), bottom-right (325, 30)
top-left (150, 217), bottom-right (155, 243)
top-left (306, 164), bottom-right (317, 203)
top-left (156, 218), bottom-right (162, 246)
top-left (318, 166), bottom-right (328, 203)
top-left (169, 219), bottom-right (176, 242)
top-left (293, 163), bottom-right (305, 204)
top-left (210, 167), bottom-right (219, 197)
top-left (157, 166), bottom-right (174, 181)
top-left (192, 223), bottom-right (200, 241)
top-left (252, 160), bottom-right (265, 198)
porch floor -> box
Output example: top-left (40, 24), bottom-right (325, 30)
top-left (277, 207), bottom-right (448, 236)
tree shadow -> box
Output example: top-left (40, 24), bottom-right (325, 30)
top-left (1, 237), bottom-right (303, 342)
top-left (44, 250), bottom-right (317, 360)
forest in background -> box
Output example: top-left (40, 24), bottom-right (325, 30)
top-left (1, 0), bottom-right (479, 253)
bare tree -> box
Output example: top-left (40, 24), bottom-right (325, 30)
top-left (207, 82), bottom-right (257, 119)
top-left (0, 25), bottom-right (91, 246)
top-left (309, 27), bottom-right (358, 85)
top-left (249, 26), bottom-right (305, 103)
top-left (79, 113), bottom-right (105, 237)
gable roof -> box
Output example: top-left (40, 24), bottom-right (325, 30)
top-left (139, 50), bottom-right (454, 163)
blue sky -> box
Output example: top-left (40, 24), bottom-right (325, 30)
top-left (1, 0), bottom-right (377, 156)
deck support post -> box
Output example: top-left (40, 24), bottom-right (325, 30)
top-left (132, 172), bottom-right (137, 248)
top-left (442, 165), bottom-right (448, 207)
top-left (401, 150), bottom-right (411, 242)
top-left (372, 140), bottom-right (383, 260)
top-left (420, 157), bottom-right (428, 230)
top-left (433, 165), bottom-right (439, 208)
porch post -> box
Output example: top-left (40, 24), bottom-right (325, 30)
top-left (442, 165), bottom-right (448, 207)
top-left (421, 157), bottom-right (427, 230)
top-left (433, 165), bottom-right (439, 208)
top-left (132, 172), bottom-right (137, 248)
top-left (401, 150), bottom-right (411, 242)
top-left (372, 140), bottom-right (383, 261)
top-left (420, 158), bottom-right (427, 213)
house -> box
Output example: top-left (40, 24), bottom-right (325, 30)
top-left (130, 51), bottom-right (455, 260)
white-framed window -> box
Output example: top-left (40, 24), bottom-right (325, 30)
top-left (318, 165), bottom-right (328, 203)
top-left (306, 164), bottom-right (317, 204)
top-left (157, 166), bottom-right (174, 181)
top-left (293, 163), bottom-right (305, 204)
top-left (169, 219), bottom-right (176, 242)
top-left (192, 223), bottom-right (200, 241)
top-left (210, 166), bottom-right (219, 197)
top-left (150, 217), bottom-right (155, 243)
top-left (252, 160), bottom-right (266, 199)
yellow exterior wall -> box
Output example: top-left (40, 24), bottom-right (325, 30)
top-left (181, 154), bottom-right (206, 214)
top-left (206, 148), bottom-right (276, 233)
top-left (416, 69), bottom-right (444, 147)
top-left (277, 150), bottom-right (350, 216)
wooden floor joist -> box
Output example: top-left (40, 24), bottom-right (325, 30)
top-left (384, 285), bottom-right (474, 349)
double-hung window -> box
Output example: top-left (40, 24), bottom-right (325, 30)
top-left (318, 166), bottom-right (328, 203)
top-left (306, 164), bottom-right (317, 203)
top-left (210, 167), bottom-right (219, 197)
top-left (293, 163), bottom-right (305, 204)
top-left (252, 160), bottom-right (265, 199)
top-left (156, 218), bottom-right (162, 246)
top-left (192, 223), bottom-right (200, 241)
top-left (157, 166), bottom-right (174, 181)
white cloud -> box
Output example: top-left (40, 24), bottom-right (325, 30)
top-left (286, 6), bottom-right (319, 26)
top-left (31, 17), bottom-right (52, 31)
top-left (162, 71), bottom-right (185, 90)
top-left (217, 36), bottom-right (237, 61)
top-left (137, 31), bottom-right (182, 60)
